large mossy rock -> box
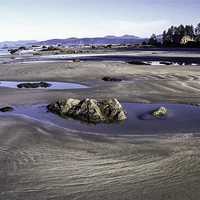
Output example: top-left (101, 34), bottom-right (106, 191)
top-left (47, 98), bottom-right (127, 123)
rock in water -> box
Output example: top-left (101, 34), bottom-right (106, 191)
top-left (0, 106), bottom-right (14, 112)
top-left (152, 106), bottom-right (168, 118)
top-left (102, 76), bottom-right (122, 82)
top-left (99, 98), bottom-right (127, 121)
top-left (72, 98), bottom-right (105, 123)
top-left (47, 98), bottom-right (127, 123)
top-left (17, 81), bottom-right (51, 88)
top-left (47, 98), bottom-right (80, 115)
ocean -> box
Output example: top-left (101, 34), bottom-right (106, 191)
top-left (0, 49), bottom-right (9, 55)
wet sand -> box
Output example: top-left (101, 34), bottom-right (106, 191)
top-left (0, 60), bottom-right (200, 105)
top-left (1, 116), bottom-right (200, 200)
top-left (1, 51), bottom-right (200, 199)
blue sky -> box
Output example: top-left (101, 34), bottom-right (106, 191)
top-left (0, 0), bottom-right (199, 41)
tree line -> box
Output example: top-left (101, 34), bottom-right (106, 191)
top-left (146, 23), bottom-right (200, 47)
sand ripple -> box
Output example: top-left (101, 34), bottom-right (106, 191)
top-left (0, 117), bottom-right (200, 200)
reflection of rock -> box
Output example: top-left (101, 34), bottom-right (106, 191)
top-left (47, 98), bottom-right (127, 123)
top-left (102, 76), bottom-right (122, 82)
top-left (0, 106), bottom-right (14, 112)
top-left (128, 60), bottom-right (150, 65)
top-left (17, 82), bottom-right (51, 88)
top-left (152, 106), bottom-right (168, 118)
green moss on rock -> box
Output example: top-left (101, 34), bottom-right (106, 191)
top-left (47, 98), bottom-right (127, 123)
top-left (152, 106), bottom-right (168, 118)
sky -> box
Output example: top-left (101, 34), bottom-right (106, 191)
top-left (0, 0), bottom-right (199, 41)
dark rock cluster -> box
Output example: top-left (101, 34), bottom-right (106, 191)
top-left (47, 98), bottom-right (127, 123)
top-left (17, 82), bottom-right (51, 88)
top-left (0, 106), bottom-right (14, 112)
top-left (102, 76), bottom-right (122, 82)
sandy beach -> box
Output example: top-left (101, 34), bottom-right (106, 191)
top-left (0, 57), bottom-right (200, 105)
top-left (0, 51), bottom-right (200, 199)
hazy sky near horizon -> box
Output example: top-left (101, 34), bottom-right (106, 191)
top-left (0, 0), bottom-right (200, 41)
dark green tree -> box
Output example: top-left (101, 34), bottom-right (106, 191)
top-left (148, 34), bottom-right (158, 46)
top-left (185, 25), bottom-right (195, 37)
top-left (195, 23), bottom-right (200, 35)
top-left (195, 23), bottom-right (200, 43)
top-left (163, 26), bottom-right (174, 47)
top-left (162, 24), bottom-right (196, 47)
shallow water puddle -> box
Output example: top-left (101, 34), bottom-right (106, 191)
top-left (0, 81), bottom-right (88, 89)
top-left (149, 61), bottom-right (199, 66)
top-left (1, 103), bottom-right (200, 135)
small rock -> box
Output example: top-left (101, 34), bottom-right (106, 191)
top-left (102, 76), bottom-right (122, 82)
top-left (152, 106), bottom-right (168, 118)
top-left (17, 81), bottom-right (51, 88)
top-left (0, 106), bottom-right (14, 112)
